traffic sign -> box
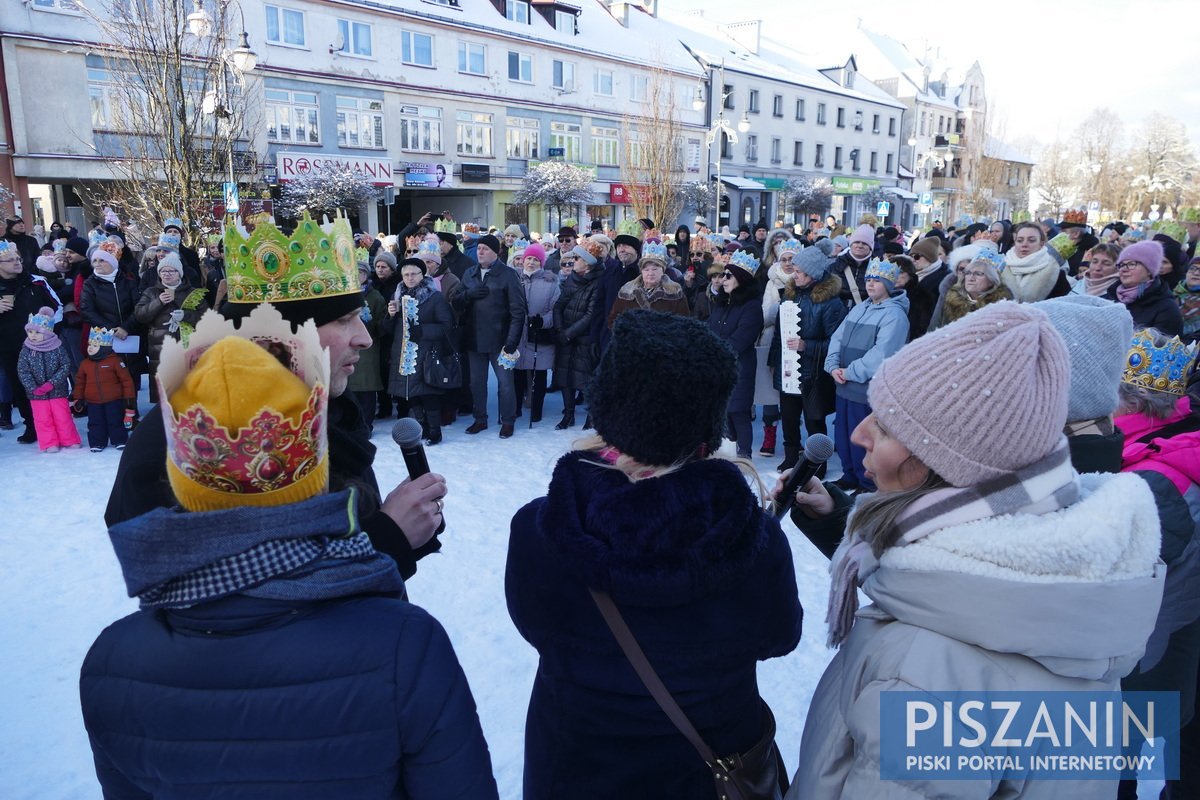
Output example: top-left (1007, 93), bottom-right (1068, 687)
top-left (222, 182), bottom-right (239, 214)
top-left (919, 192), bottom-right (932, 205)
top-left (877, 201), bottom-right (891, 217)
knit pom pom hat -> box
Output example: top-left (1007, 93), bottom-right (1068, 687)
top-left (589, 309), bottom-right (737, 466)
top-left (868, 302), bottom-right (1071, 487)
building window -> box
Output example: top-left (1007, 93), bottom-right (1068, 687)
top-left (399, 104), bottom-right (442, 152)
top-left (593, 69), bottom-right (614, 96)
top-left (507, 51), bottom-right (532, 82)
top-left (869, 151), bottom-right (878, 172)
top-left (748, 89), bottom-right (760, 113)
top-left (886, 153), bottom-right (894, 174)
top-left (87, 67), bottom-right (148, 130)
top-left (770, 137), bottom-right (781, 164)
top-left (458, 42), bottom-right (486, 75)
top-left (772, 94), bottom-right (783, 117)
top-left (31, 0), bottom-right (82, 12)
top-left (723, 84), bottom-right (734, 111)
top-left (505, 116), bottom-right (539, 159)
top-left (871, 113), bottom-right (880, 134)
top-left (265, 5), bottom-right (305, 47)
top-left (554, 9), bottom-right (575, 34)
top-left (336, 96), bottom-right (384, 148)
top-left (336, 19), bottom-right (372, 57)
top-left (888, 117), bottom-right (897, 137)
top-left (401, 30), bottom-right (434, 66)
top-left (505, 0), bottom-right (529, 23)
top-left (592, 125), bottom-right (618, 166)
top-left (836, 107), bottom-right (845, 128)
top-left (834, 146), bottom-right (842, 170)
top-left (720, 130), bottom-right (732, 160)
top-left (550, 121), bottom-right (582, 162)
top-left (814, 143), bottom-right (824, 168)
top-left (919, 111), bottom-right (927, 136)
top-left (746, 134), bottom-right (758, 162)
top-left (795, 98), bottom-right (805, 121)
top-left (456, 111), bottom-right (493, 156)
top-left (630, 75), bottom-right (649, 102)
top-left (816, 103), bottom-right (826, 125)
top-left (265, 88), bottom-right (319, 144)
top-left (552, 59), bottom-right (576, 90)
top-left (793, 141), bottom-right (803, 166)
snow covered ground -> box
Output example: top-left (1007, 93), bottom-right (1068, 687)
top-left (0, 387), bottom-right (1166, 798)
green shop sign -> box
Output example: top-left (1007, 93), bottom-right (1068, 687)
top-left (751, 177), bottom-right (790, 190)
top-left (831, 176), bottom-right (881, 195)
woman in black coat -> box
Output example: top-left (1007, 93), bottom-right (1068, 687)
top-left (1104, 240), bottom-right (1184, 336)
top-left (507, 309), bottom-right (801, 800)
top-left (386, 259), bottom-right (454, 445)
top-left (552, 252), bottom-right (603, 429)
top-left (706, 255), bottom-right (764, 459)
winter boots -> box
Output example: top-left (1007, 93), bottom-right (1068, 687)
top-left (759, 424), bottom-right (777, 456)
top-left (0, 402), bottom-right (12, 430)
top-left (778, 447), bottom-right (800, 472)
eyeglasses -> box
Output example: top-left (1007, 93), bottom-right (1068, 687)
top-left (1116, 261), bottom-right (1146, 271)
top-left (963, 270), bottom-right (989, 279)
top-left (1187, 265), bottom-right (1200, 274)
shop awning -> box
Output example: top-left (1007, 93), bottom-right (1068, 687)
top-left (720, 176), bottom-right (767, 191)
top-left (884, 187), bottom-right (919, 200)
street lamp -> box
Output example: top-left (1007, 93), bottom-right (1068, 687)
top-left (699, 60), bottom-right (751, 231)
top-left (190, 0), bottom-right (257, 198)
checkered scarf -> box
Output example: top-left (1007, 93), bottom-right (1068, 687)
top-left (827, 442), bottom-right (1079, 647)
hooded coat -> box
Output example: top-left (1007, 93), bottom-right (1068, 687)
top-left (788, 472), bottom-right (1166, 800)
top-left (706, 281), bottom-right (764, 413)
top-left (552, 267), bottom-right (603, 391)
top-left (507, 452), bottom-right (802, 800)
top-left (824, 290), bottom-right (910, 404)
top-left (767, 274), bottom-right (846, 420)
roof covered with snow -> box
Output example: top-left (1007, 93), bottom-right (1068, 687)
top-left (984, 136), bottom-right (1036, 165)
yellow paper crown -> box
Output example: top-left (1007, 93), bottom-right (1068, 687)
top-left (223, 212), bottom-right (357, 305)
top-left (1122, 329), bottom-right (1197, 396)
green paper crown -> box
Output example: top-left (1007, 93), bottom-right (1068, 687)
top-left (616, 218), bottom-right (643, 238)
top-left (223, 212), bottom-right (357, 305)
top-left (1150, 219), bottom-right (1187, 245)
top-left (1179, 208), bottom-right (1200, 224)
top-left (433, 219), bottom-right (457, 234)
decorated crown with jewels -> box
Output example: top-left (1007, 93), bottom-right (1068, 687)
top-left (88, 326), bottom-right (115, 348)
top-left (158, 303), bottom-right (330, 505)
top-left (416, 240), bottom-right (441, 260)
top-left (223, 212), bottom-right (357, 305)
top-left (730, 249), bottom-right (761, 274)
top-left (865, 257), bottom-right (901, 284)
top-left (973, 249), bottom-right (1007, 272)
top-left (641, 241), bottom-right (669, 264)
top-left (1122, 329), bottom-right (1197, 396)
top-left (779, 239), bottom-right (804, 255)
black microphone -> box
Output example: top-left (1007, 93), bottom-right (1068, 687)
top-left (771, 433), bottom-right (835, 520)
top-left (391, 417), bottom-right (430, 479)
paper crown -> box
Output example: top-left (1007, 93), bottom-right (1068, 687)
top-left (0, 241), bottom-right (13, 255)
top-left (616, 218), bottom-right (644, 238)
top-left (433, 219), bottom-right (457, 233)
top-left (510, 238), bottom-right (530, 254)
top-left (100, 237), bottom-right (123, 256)
top-left (460, 223), bottom-right (480, 235)
top-left (640, 241), bottom-right (669, 264)
top-left (865, 257), bottom-right (901, 284)
top-left (1048, 232), bottom-right (1077, 260)
top-left (223, 212), bottom-right (357, 305)
top-left (1150, 220), bottom-right (1186, 245)
top-left (973, 249), bottom-right (1007, 272)
top-left (157, 303), bottom-right (330, 508)
top-left (404, 234), bottom-right (423, 252)
top-left (158, 232), bottom-right (181, 252)
top-left (88, 326), bottom-right (115, 348)
top-left (1122, 329), bottom-right (1197, 396)
top-left (163, 217), bottom-right (185, 232)
top-left (779, 239), bottom-right (804, 255)
top-left (690, 235), bottom-right (713, 255)
top-left (416, 240), bottom-right (441, 260)
top-left (1180, 208), bottom-right (1200, 224)
top-left (730, 249), bottom-right (761, 274)
top-left (26, 307), bottom-right (54, 332)
top-left (1061, 210), bottom-right (1088, 225)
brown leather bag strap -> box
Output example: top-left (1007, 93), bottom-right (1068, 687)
top-left (588, 588), bottom-right (718, 764)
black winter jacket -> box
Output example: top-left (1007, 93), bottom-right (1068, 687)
top-left (768, 274), bottom-right (846, 421)
top-left (454, 264), bottom-right (526, 353)
top-left (553, 268), bottom-right (603, 391)
top-left (1105, 277), bottom-right (1184, 336)
top-left (81, 272), bottom-right (141, 334)
top-left (386, 280), bottom-right (454, 398)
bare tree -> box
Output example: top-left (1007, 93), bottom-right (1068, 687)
top-left (1124, 113), bottom-right (1198, 218)
top-left (619, 62), bottom-right (686, 230)
top-left (1068, 109), bottom-right (1125, 216)
top-left (1031, 141), bottom-right (1078, 216)
top-left (76, 0), bottom-right (258, 247)
top-left (679, 180), bottom-right (714, 220)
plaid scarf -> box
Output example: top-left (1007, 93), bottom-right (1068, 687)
top-left (827, 443), bottom-right (1079, 647)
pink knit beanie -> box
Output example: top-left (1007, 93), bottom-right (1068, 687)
top-left (868, 302), bottom-right (1071, 487)
top-left (522, 242), bottom-right (547, 268)
top-left (849, 224), bottom-right (875, 248)
top-left (1119, 240), bottom-right (1164, 277)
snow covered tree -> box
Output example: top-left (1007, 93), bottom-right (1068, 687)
top-left (515, 161), bottom-right (594, 228)
top-left (780, 177), bottom-right (833, 220)
top-left (680, 180), bottom-right (714, 219)
top-left (275, 170), bottom-right (381, 220)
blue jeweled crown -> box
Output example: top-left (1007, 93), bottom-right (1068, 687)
top-left (416, 240), bottom-right (440, 260)
top-left (511, 238), bottom-right (530, 254)
top-left (1123, 329), bottom-right (1197, 396)
top-left (641, 241), bottom-right (669, 264)
top-left (865, 257), bottom-right (901, 284)
top-left (779, 239), bottom-right (804, 255)
top-left (88, 327), bottom-right (115, 348)
top-left (730, 249), bottom-right (761, 274)
top-left (974, 249), bottom-right (1007, 271)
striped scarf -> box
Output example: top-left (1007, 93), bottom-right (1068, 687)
top-left (826, 443), bottom-right (1079, 647)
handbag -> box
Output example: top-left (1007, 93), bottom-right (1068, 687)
top-left (422, 342), bottom-right (462, 389)
top-left (589, 588), bottom-right (787, 800)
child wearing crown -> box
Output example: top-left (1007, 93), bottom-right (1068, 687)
top-left (72, 327), bottom-right (136, 452)
top-left (17, 306), bottom-right (81, 452)
top-left (825, 258), bottom-right (911, 492)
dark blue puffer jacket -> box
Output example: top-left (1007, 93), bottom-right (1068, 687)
top-left (80, 491), bottom-right (497, 800)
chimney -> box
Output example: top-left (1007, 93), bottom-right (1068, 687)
top-left (722, 20), bottom-right (761, 55)
top-left (608, 0), bottom-right (630, 27)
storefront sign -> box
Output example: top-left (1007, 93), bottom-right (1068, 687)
top-left (753, 178), bottom-right (789, 191)
top-left (275, 152), bottom-right (395, 186)
top-left (402, 162), bottom-right (453, 189)
top-left (610, 183), bottom-right (653, 205)
top-left (831, 176), bottom-right (881, 195)
top-left (211, 199), bottom-right (274, 226)
top-left (460, 164), bottom-right (491, 184)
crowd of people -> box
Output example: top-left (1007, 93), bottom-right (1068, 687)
top-left (4, 202), bottom-right (1200, 798)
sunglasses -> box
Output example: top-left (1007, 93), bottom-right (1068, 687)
top-left (721, 270), bottom-right (735, 278)
top-left (911, 253), bottom-right (926, 261)
top-left (405, 250), bottom-right (418, 256)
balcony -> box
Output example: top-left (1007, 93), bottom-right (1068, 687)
top-left (931, 175), bottom-right (962, 191)
top-left (934, 134), bottom-right (964, 150)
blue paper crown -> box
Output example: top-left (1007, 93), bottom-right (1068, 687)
top-left (730, 249), bottom-right (761, 274)
top-left (779, 239), bottom-right (804, 255)
top-left (641, 241), bottom-right (669, 263)
top-left (0, 241), bottom-right (12, 254)
top-left (974, 249), bottom-right (1007, 272)
top-left (88, 327), bottom-right (115, 348)
top-left (163, 217), bottom-right (184, 232)
top-left (1123, 329), bottom-right (1197, 396)
top-left (416, 241), bottom-right (440, 259)
top-left (27, 309), bottom-right (54, 331)
top-left (511, 238), bottom-right (530, 253)
top-left (865, 257), bottom-right (901, 284)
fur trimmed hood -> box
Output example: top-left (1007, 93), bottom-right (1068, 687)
top-left (785, 273), bottom-right (841, 304)
top-left (535, 452), bottom-right (775, 605)
top-left (941, 280), bottom-right (1014, 325)
top-left (617, 275), bottom-right (683, 301)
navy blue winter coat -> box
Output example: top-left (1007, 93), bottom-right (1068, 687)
top-left (706, 281), bottom-right (764, 413)
top-left (81, 491), bottom-right (497, 800)
top-left (506, 452), bottom-right (802, 799)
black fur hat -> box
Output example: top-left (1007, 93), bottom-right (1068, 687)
top-left (588, 309), bottom-right (737, 465)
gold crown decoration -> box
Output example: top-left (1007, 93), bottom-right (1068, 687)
top-left (223, 212), bottom-right (357, 305)
top-left (157, 303), bottom-right (330, 509)
top-left (1122, 329), bottom-right (1197, 396)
